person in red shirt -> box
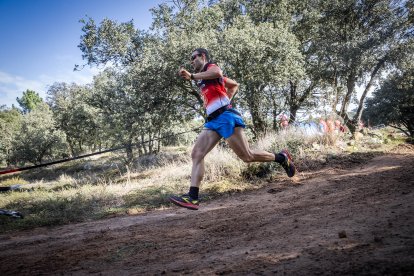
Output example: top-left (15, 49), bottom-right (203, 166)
top-left (319, 118), bottom-right (328, 133)
top-left (280, 114), bottom-right (289, 129)
top-left (169, 48), bottom-right (296, 210)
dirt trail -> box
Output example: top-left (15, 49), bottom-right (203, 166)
top-left (1, 146), bottom-right (413, 275)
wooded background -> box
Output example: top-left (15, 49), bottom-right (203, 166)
top-left (1, 0), bottom-right (413, 166)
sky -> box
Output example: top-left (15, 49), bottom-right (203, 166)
top-left (0, 0), bottom-right (164, 107)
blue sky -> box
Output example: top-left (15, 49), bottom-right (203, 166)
top-left (0, 0), bottom-right (164, 107)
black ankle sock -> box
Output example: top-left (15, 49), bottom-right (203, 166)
top-left (189, 186), bottom-right (199, 200)
top-left (274, 153), bottom-right (286, 164)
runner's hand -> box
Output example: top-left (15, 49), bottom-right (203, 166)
top-left (179, 67), bottom-right (191, 80)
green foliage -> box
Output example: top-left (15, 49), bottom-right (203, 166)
top-left (77, 17), bottom-right (143, 68)
top-left (314, 0), bottom-right (413, 133)
top-left (216, 15), bottom-right (305, 134)
top-left (364, 69), bottom-right (414, 138)
top-left (9, 103), bottom-right (68, 165)
top-left (90, 62), bottom-right (189, 164)
top-left (47, 82), bottom-right (104, 156)
top-left (1, 0), bottom-right (411, 168)
top-left (147, 1), bottom-right (306, 135)
top-left (79, 0), bottom-right (412, 139)
top-left (16, 89), bottom-right (43, 114)
top-left (77, 14), bottom-right (200, 163)
top-left (0, 106), bottom-right (22, 165)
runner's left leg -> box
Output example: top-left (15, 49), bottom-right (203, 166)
top-left (226, 127), bottom-right (275, 162)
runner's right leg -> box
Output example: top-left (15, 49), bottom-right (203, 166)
top-left (190, 129), bottom-right (221, 187)
top-left (169, 129), bottom-right (221, 210)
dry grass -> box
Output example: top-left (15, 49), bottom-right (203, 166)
top-left (0, 176), bottom-right (29, 187)
top-left (0, 126), bottom-right (404, 233)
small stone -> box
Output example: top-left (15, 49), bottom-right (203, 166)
top-left (338, 231), bottom-right (347, 238)
top-left (374, 236), bottom-right (382, 243)
top-left (267, 188), bottom-right (282, 194)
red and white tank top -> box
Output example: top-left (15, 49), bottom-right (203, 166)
top-left (195, 63), bottom-right (231, 115)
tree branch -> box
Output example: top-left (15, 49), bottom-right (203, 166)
top-left (354, 56), bottom-right (387, 122)
top-left (389, 124), bottom-right (410, 137)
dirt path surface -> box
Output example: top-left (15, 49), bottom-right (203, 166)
top-left (1, 145), bottom-right (413, 275)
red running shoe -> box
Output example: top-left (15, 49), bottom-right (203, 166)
top-left (169, 194), bottom-right (199, 210)
top-left (279, 149), bottom-right (296, 177)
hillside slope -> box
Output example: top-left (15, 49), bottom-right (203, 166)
top-left (0, 145), bottom-right (413, 275)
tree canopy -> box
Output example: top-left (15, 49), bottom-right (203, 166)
top-left (3, 0), bottom-right (413, 166)
top-left (16, 89), bottom-right (43, 114)
top-left (364, 68), bottom-right (414, 138)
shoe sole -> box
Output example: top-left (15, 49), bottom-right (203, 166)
top-left (281, 149), bottom-right (296, 177)
top-left (169, 197), bottom-right (199, 210)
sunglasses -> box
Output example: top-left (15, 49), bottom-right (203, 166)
top-left (191, 53), bottom-right (202, 61)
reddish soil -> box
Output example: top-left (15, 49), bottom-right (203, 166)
top-left (0, 145), bottom-right (413, 275)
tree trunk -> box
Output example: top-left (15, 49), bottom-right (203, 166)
top-left (288, 81), bottom-right (297, 123)
top-left (347, 121), bottom-right (357, 137)
top-left (246, 84), bottom-right (267, 136)
top-left (338, 72), bottom-right (358, 136)
top-left (340, 72), bottom-right (356, 118)
top-left (67, 137), bottom-right (75, 157)
top-left (124, 124), bottom-right (134, 165)
top-left (149, 136), bottom-right (153, 154)
top-left (288, 80), bottom-right (317, 123)
top-left (289, 104), bottom-right (299, 123)
top-left (354, 58), bottom-right (386, 123)
top-left (125, 143), bottom-right (133, 165)
top-left (141, 134), bottom-right (148, 155)
top-left (78, 141), bottom-right (82, 155)
top-left (249, 100), bottom-right (267, 136)
top-left (157, 129), bottom-right (161, 153)
top-left (336, 108), bottom-right (358, 137)
top-left (272, 98), bottom-right (279, 131)
top-left (330, 65), bottom-right (340, 111)
top-left (408, 123), bottom-right (414, 139)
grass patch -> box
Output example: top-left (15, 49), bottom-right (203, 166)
top-left (0, 185), bottom-right (117, 232)
top-left (0, 126), bottom-right (407, 233)
top-left (123, 185), bottom-right (179, 210)
top-left (204, 179), bottom-right (259, 197)
top-left (0, 176), bottom-right (29, 186)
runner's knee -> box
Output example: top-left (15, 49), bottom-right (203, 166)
top-left (191, 148), bottom-right (205, 161)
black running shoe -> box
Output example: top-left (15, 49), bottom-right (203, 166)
top-left (279, 149), bottom-right (296, 177)
top-left (169, 194), bottom-right (199, 210)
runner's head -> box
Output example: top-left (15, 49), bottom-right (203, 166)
top-left (191, 48), bottom-right (210, 72)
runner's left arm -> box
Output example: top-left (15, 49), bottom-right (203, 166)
top-left (224, 77), bottom-right (239, 100)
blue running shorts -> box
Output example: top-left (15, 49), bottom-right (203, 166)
top-left (204, 109), bottom-right (246, 139)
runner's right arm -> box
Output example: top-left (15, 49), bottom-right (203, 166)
top-left (179, 64), bottom-right (223, 81)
